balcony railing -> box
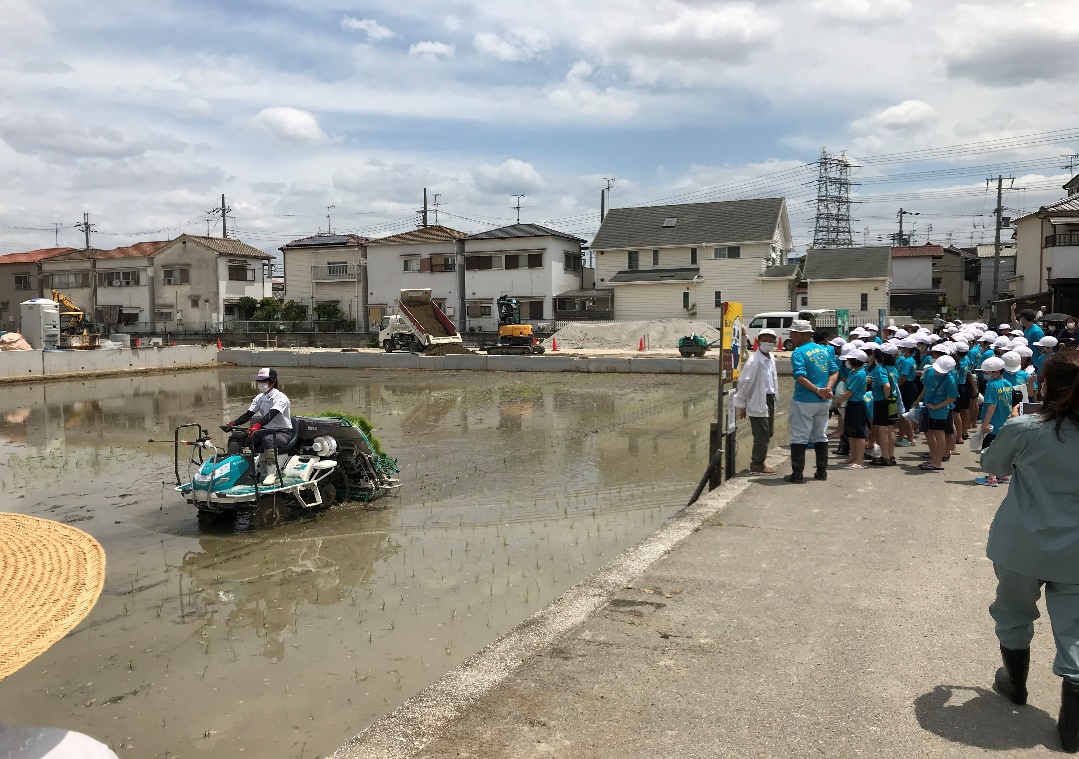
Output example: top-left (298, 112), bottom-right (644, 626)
top-left (311, 264), bottom-right (360, 281)
top-left (430, 262), bottom-right (456, 273)
top-left (1045, 233), bottom-right (1079, 247)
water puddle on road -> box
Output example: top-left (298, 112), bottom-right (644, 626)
top-left (0, 367), bottom-right (789, 757)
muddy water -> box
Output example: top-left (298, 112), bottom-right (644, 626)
top-left (0, 367), bottom-right (792, 758)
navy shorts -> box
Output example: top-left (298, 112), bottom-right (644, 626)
top-left (955, 383), bottom-right (972, 411)
top-left (873, 399), bottom-right (896, 427)
top-left (844, 402), bottom-right (870, 440)
top-left (928, 416), bottom-right (954, 433)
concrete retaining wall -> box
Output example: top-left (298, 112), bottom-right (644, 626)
top-left (0, 344), bottom-right (219, 382)
top-left (220, 349), bottom-right (796, 376)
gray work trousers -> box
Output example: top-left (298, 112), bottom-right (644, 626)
top-left (991, 563), bottom-right (1079, 680)
top-left (750, 394), bottom-right (776, 465)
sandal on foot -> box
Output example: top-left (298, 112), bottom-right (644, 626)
top-left (919, 463), bottom-right (944, 471)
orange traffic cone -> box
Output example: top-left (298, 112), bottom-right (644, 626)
top-left (135, 337), bottom-right (140, 348)
top-left (217, 338), bottom-right (223, 350)
top-left (551, 336), bottom-right (558, 351)
top-left (638, 336), bottom-right (645, 352)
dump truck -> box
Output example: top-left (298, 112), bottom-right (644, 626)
top-left (379, 289), bottom-right (465, 353)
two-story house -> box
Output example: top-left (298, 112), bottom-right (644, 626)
top-left (366, 225), bottom-right (466, 328)
top-left (1011, 193), bottom-right (1079, 315)
top-left (280, 233), bottom-right (368, 329)
top-left (801, 247), bottom-right (892, 324)
top-left (890, 244), bottom-right (974, 318)
top-left (366, 223), bottom-right (585, 332)
top-left (589, 198), bottom-right (793, 321)
top-left (0, 247), bottom-right (77, 331)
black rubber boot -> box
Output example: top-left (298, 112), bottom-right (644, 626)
top-left (1059, 678), bottom-right (1079, 753)
top-left (993, 646), bottom-right (1029, 705)
top-left (835, 435), bottom-right (849, 457)
top-left (814, 443), bottom-right (829, 481)
top-left (785, 444), bottom-right (807, 484)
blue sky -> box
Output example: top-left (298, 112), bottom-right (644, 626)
top-left (1, 0), bottom-right (1078, 256)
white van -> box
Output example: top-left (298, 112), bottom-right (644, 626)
top-left (747, 310), bottom-right (837, 350)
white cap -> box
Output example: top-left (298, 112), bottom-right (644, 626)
top-left (884, 324), bottom-right (897, 332)
top-left (1002, 351), bottom-right (1022, 373)
top-left (864, 323), bottom-right (879, 331)
top-left (850, 339), bottom-right (865, 349)
top-left (999, 324), bottom-right (1012, 331)
top-left (927, 334), bottom-right (942, 344)
top-left (913, 333), bottom-right (930, 344)
top-left (758, 328), bottom-right (778, 339)
top-left (847, 348), bottom-right (868, 362)
top-left (1036, 335), bottom-right (1059, 348)
top-left (944, 324), bottom-right (958, 334)
top-left (953, 341), bottom-right (970, 352)
top-left (981, 331), bottom-right (998, 342)
top-left (932, 355), bottom-right (956, 375)
top-left (829, 336), bottom-right (847, 347)
top-left (1010, 329), bottom-right (1024, 337)
top-left (894, 329), bottom-right (909, 339)
top-left (1015, 345), bottom-right (1034, 358)
top-left (993, 337), bottom-right (1012, 350)
top-left (931, 341), bottom-right (953, 354)
top-left (979, 356), bottom-right (1005, 373)
top-left (1012, 336), bottom-right (1029, 346)
top-left (880, 343), bottom-right (899, 356)
top-left (898, 338), bottom-right (918, 349)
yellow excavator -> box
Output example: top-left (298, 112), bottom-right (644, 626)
top-left (51, 289), bottom-right (99, 348)
top-left (484, 295), bottom-right (545, 355)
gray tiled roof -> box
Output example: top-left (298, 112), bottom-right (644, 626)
top-left (760, 263), bottom-right (800, 279)
top-left (184, 235), bottom-right (271, 259)
top-left (280, 233), bottom-right (367, 250)
top-left (802, 247), bottom-right (891, 280)
top-left (591, 198), bottom-right (785, 250)
top-left (467, 223), bottom-right (585, 243)
top-left (608, 267), bottom-right (700, 284)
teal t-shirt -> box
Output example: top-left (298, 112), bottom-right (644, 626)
top-left (845, 367), bottom-right (867, 400)
top-left (868, 364), bottom-right (897, 401)
top-left (923, 370), bottom-right (959, 420)
top-left (984, 377), bottom-right (1014, 433)
top-left (897, 354), bottom-right (917, 382)
top-left (791, 342), bottom-right (838, 404)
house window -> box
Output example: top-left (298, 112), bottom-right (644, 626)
top-left (505, 254), bottom-right (520, 270)
top-left (14, 274), bottom-right (31, 290)
top-left (713, 246), bottom-right (741, 259)
top-left (97, 270), bottom-right (141, 287)
top-left (860, 293), bottom-right (869, 311)
top-left (189, 296), bottom-right (201, 308)
top-left (403, 258), bottom-right (420, 272)
top-left (564, 253), bottom-right (581, 271)
top-left (49, 272), bottom-right (89, 289)
top-left (682, 291), bottom-right (690, 310)
top-left (528, 253), bottom-right (543, 268)
top-left (652, 250), bottom-right (659, 266)
top-left (228, 266), bottom-right (254, 282)
top-left (799, 296), bottom-right (808, 308)
top-left (162, 267), bottom-right (190, 285)
top-left (714, 291), bottom-right (722, 308)
top-left (480, 304), bottom-right (493, 317)
top-left (528, 300), bottom-right (543, 320)
top-left (154, 310), bottom-right (172, 321)
top-left (932, 277), bottom-right (942, 290)
top-left (690, 248), bottom-right (698, 265)
top-left (627, 251), bottom-right (639, 270)
top-left (431, 256), bottom-right (455, 272)
top-left (464, 255), bottom-right (502, 270)
top-left (224, 305), bottom-right (236, 317)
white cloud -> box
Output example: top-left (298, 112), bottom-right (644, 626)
top-left (474, 30), bottom-right (550, 62)
top-left (341, 16), bottom-right (394, 41)
top-left (853, 99), bottom-right (938, 133)
top-left (252, 107), bottom-right (330, 144)
top-left (408, 41), bottom-right (456, 59)
top-left (547, 61), bottom-right (640, 120)
top-left (444, 15), bottom-right (461, 32)
top-left (812, 0), bottom-right (911, 23)
top-left (472, 159), bottom-right (545, 195)
top-left (0, 112), bottom-right (187, 160)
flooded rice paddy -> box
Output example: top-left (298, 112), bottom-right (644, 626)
top-left (0, 367), bottom-right (791, 758)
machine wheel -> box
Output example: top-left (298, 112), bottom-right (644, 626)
top-left (318, 482), bottom-right (338, 508)
top-left (783, 339), bottom-right (794, 351)
top-left (252, 495), bottom-right (285, 530)
top-left (532, 346), bottom-right (546, 355)
top-left (409, 340), bottom-right (423, 354)
top-left (196, 509), bottom-right (236, 529)
top-left (383, 340), bottom-right (393, 353)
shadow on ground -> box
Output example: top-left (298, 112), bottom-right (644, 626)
top-left (914, 685), bottom-right (1057, 751)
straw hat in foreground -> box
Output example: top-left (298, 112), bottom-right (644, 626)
top-left (0, 513), bottom-right (106, 681)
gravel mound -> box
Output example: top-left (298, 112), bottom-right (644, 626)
top-left (401, 300), bottom-right (454, 337)
top-left (550, 319), bottom-right (722, 350)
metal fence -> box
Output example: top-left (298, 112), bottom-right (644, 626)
top-left (553, 318), bottom-right (725, 331)
top-left (96, 319), bottom-right (364, 335)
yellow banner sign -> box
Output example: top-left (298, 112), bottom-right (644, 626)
top-left (722, 301), bottom-right (743, 383)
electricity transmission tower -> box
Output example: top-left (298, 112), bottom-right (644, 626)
top-left (811, 149), bottom-right (857, 248)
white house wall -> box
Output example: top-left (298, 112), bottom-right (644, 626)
top-left (154, 239), bottom-right (225, 326)
top-left (1013, 216), bottom-right (1050, 296)
top-left (891, 257), bottom-right (931, 291)
top-left (216, 256), bottom-right (270, 322)
top-left (367, 240), bottom-right (460, 318)
top-left (612, 283), bottom-right (695, 320)
top-left (807, 279), bottom-right (889, 323)
top-left (94, 257), bottom-right (152, 320)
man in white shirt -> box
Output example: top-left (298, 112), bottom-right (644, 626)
top-left (734, 329), bottom-right (779, 474)
top-left (225, 367), bottom-right (293, 454)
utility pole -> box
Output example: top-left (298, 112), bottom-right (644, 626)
top-left (991, 175), bottom-right (1005, 302)
top-left (601, 178), bottom-right (615, 222)
top-left (512, 194), bottom-right (525, 224)
top-left (75, 213), bottom-right (95, 250)
top-left (432, 194), bottom-right (441, 225)
top-left (325, 205), bottom-right (335, 234)
top-left (422, 188), bottom-right (428, 228)
top-left (896, 208), bottom-right (918, 246)
top-left (208, 195), bottom-right (232, 238)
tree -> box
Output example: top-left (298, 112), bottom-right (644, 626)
top-left (280, 300), bottom-right (308, 322)
top-left (236, 296), bottom-right (259, 320)
top-left (252, 297), bottom-right (281, 321)
top-left (314, 303), bottom-right (347, 321)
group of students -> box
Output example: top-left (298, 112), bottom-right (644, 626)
top-left (828, 308), bottom-right (1061, 484)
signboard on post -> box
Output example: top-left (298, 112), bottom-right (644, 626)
top-left (721, 301), bottom-right (744, 384)
top-left (878, 308), bottom-right (888, 334)
top-left (836, 308), bottom-right (850, 339)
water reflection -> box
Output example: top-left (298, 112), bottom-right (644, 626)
top-left (181, 510), bottom-right (396, 662)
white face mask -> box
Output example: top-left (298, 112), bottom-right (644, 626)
top-left (257, 382), bottom-right (269, 393)
top-left (758, 341), bottom-right (775, 353)
top-left (1069, 323), bottom-right (1077, 331)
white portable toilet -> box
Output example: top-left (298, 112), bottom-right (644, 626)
top-left (20, 299), bottom-right (61, 350)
